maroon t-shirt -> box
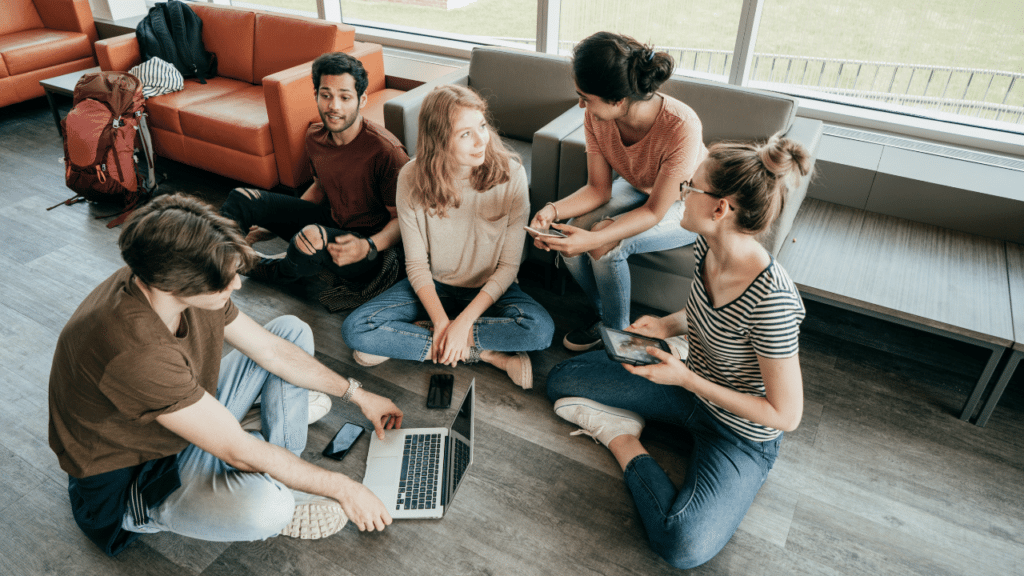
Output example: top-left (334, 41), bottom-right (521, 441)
top-left (306, 118), bottom-right (409, 234)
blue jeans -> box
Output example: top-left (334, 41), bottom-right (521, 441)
top-left (122, 316), bottom-right (314, 541)
top-left (562, 179), bottom-right (697, 329)
top-left (342, 279), bottom-right (555, 361)
top-left (547, 351), bottom-right (780, 569)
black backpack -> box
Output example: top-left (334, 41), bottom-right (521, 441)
top-left (136, 0), bottom-right (216, 84)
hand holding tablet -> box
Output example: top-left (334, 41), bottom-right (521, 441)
top-left (599, 326), bottom-right (672, 366)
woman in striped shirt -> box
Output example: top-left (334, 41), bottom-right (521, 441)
top-left (547, 135), bottom-right (811, 569)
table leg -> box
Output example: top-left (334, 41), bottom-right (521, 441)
top-left (959, 345), bottom-right (1006, 422)
top-left (974, 349), bottom-right (1022, 427)
top-left (44, 88), bottom-right (64, 139)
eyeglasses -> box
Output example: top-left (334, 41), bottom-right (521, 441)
top-left (679, 181), bottom-right (735, 211)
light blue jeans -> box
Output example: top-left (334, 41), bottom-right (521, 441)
top-left (122, 316), bottom-right (313, 541)
top-left (562, 178), bottom-right (697, 329)
top-left (547, 351), bottom-right (780, 570)
top-left (342, 279), bottom-right (555, 361)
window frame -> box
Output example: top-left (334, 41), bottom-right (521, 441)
top-left (197, 0), bottom-right (1024, 153)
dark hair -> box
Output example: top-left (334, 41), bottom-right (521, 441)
top-left (119, 194), bottom-right (257, 296)
top-left (705, 135), bottom-right (813, 234)
top-left (572, 31), bottom-right (674, 103)
top-left (312, 52), bottom-right (369, 98)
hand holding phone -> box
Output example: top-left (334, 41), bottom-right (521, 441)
top-left (322, 422), bottom-right (365, 460)
top-left (524, 225), bottom-right (567, 238)
top-left (427, 373), bottom-right (454, 409)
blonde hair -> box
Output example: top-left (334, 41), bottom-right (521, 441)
top-left (408, 85), bottom-right (519, 218)
top-left (704, 134), bottom-right (812, 234)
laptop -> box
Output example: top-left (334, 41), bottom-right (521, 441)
top-left (362, 379), bottom-right (475, 519)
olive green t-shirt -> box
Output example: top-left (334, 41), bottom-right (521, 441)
top-left (48, 266), bottom-right (238, 478)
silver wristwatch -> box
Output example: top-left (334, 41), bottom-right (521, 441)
top-left (342, 377), bottom-right (361, 402)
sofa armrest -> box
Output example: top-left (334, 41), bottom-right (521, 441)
top-left (531, 105), bottom-right (584, 215)
top-left (35, 0), bottom-right (98, 45)
top-left (383, 68), bottom-right (468, 155)
top-left (759, 116), bottom-right (824, 256)
top-left (95, 33), bottom-right (142, 72)
top-left (264, 60), bottom-right (320, 190)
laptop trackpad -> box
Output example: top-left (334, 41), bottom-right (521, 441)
top-left (363, 456), bottom-right (401, 494)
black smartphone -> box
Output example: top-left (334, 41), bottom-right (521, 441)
top-left (322, 422), bottom-right (365, 461)
top-left (599, 325), bottom-right (672, 366)
top-left (427, 373), bottom-right (454, 409)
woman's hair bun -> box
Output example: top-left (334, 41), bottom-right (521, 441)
top-left (758, 135), bottom-right (811, 179)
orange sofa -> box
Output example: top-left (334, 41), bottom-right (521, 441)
top-left (95, 3), bottom-right (403, 190)
top-left (0, 0), bottom-right (97, 108)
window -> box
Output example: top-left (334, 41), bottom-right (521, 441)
top-left (232, 0), bottom-right (320, 17)
top-left (340, 0), bottom-right (537, 49)
top-left (558, 0), bottom-right (744, 82)
top-left (752, 0), bottom-right (1024, 132)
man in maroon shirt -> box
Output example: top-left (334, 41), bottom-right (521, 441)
top-left (220, 52), bottom-right (409, 292)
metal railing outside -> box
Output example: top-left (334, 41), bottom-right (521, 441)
top-left (504, 37), bottom-right (1024, 127)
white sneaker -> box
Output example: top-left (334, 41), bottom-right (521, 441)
top-left (353, 349), bottom-right (389, 367)
top-left (280, 493), bottom-right (347, 539)
top-left (553, 397), bottom-right (644, 448)
top-left (241, 391), bottom-right (332, 432)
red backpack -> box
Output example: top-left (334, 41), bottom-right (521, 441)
top-left (50, 71), bottom-right (158, 227)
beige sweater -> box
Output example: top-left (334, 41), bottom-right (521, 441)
top-left (397, 159), bottom-right (529, 303)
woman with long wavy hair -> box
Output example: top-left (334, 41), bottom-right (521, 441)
top-left (342, 85), bottom-right (554, 388)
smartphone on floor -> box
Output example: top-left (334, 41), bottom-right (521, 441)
top-left (427, 373), bottom-right (454, 409)
top-left (322, 422), bottom-right (365, 461)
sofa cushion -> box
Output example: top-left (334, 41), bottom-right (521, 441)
top-left (660, 77), bottom-right (796, 143)
top-left (145, 76), bottom-right (250, 134)
top-left (0, 0), bottom-right (44, 37)
top-left (0, 29), bottom-right (92, 75)
top-left (468, 47), bottom-right (578, 142)
top-left (252, 13), bottom-right (348, 82)
top-left (179, 85), bottom-right (273, 157)
top-left (190, 4), bottom-right (255, 84)
top-left (0, 55), bottom-right (8, 78)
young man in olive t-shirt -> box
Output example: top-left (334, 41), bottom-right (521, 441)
top-left (219, 51), bottom-right (409, 289)
top-left (48, 194), bottom-right (404, 556)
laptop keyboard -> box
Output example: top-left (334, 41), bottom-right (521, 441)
top-left (453, 437), bottom-right (469, 487)
top-left (397, 433), bottom-right (441, 510)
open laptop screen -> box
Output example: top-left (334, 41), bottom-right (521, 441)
top-left (441, 382), bottom-right (474, 511)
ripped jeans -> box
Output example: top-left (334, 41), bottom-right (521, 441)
top-left (220, 187), bottom-right (381, 283)
top-left (562, 179), bottom-right (697, 329)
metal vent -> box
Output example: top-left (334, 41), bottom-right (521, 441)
top-left (823, 125), bottom-right (1024, 172)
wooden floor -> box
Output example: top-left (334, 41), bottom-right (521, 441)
top-left (2, 98), bottom-right (1022, 575)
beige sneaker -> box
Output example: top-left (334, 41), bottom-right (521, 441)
top-left (241, 391), bottom-right (332, 432)
top-left (353, 349), bottom-right (390, 367)
top-left (280, 494), bottom-right (347, 539)
top-left (553, 397), bottom-right (644, 448)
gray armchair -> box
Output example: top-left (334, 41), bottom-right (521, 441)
top-left (556, 75), bottom-right (824, 312)
top-left (383, 46), bottom-right (584, 264)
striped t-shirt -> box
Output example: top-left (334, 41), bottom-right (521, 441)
top-left (686, 236), bottom-right (805, 441)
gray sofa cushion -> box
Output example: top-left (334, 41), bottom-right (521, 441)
top-left (468, 47), bottom-right (579, 142)
top-left (659, 76), bottom-right (796, 143)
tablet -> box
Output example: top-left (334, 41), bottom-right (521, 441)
top-left (599, 326), bottom-right (671, 366)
